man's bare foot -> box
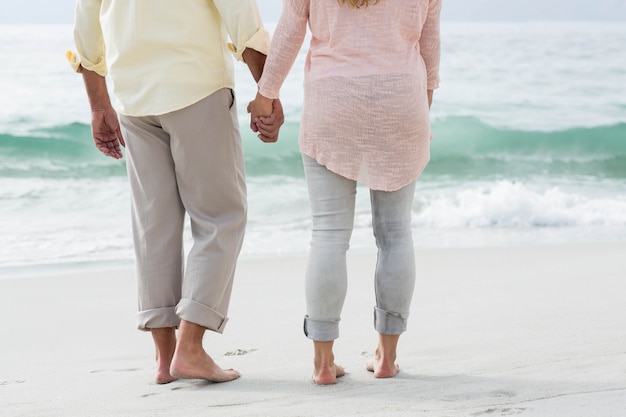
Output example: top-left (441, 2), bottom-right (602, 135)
top-left (313, 362), bottom-right (346, 385)
top-left (168, 320), bottom-right (240, 383)
top-left (155, 350), bottom-right (178, 384)
top-left (366, 355), bottom-right (399, 378)
top-left (152, 327), bottom-right (178, 384)
top-left (170, 349), bottom-right (239, 382)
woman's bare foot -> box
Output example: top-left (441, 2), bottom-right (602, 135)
top-left (169, 320), bottom-right (239, 383)
top-left (152, 327), bottom-right (178, 384)
top-left (312, 340), bottom-right (345, 385)
top-left (366, 355), bottom-right (399, 378)
top-left (366, 333), bottom-right (400, 378)
top-left (314, 362), bottom-right (346, 385)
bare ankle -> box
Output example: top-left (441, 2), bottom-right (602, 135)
top-left (312, 340), bottom-right (345, 384)
top-left (375, 348), bottom-right (396, 365)
top-left (150, 327), bottom-right (177, 384)
top-left (366, 334), bottom-right (401, 378)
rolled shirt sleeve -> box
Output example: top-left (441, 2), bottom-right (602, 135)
top-left (214, 0), bottom-right (270, 62)
top-left (67, 0), bottom-right (107, 75)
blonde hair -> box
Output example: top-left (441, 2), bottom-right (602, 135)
top-left (338, 0), bottom-right (380, 9)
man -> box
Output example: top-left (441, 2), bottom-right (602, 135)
top-left (68, 0), bottom-right (283, 384)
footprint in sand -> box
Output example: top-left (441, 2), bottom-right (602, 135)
top-left (490, 390), bottom-right (517, 398)
top-left (90, 368), bottom-right (142, 374)
top-left (473, 407), bottom-right (526, 416)
top-left (0, 380), bottom-right (26, 386)
top-left (224, 348), bottom-right (258, 356)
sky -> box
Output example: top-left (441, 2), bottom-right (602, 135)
top-left (0, 0), bottom-right (625, 24)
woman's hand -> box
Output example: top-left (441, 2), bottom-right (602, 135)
top-left (254, 99), bottom-right (284, 143)
top-left (247, 92), bottom-right (276, 141)
top-left (248, 91), bottom-right (274, 119)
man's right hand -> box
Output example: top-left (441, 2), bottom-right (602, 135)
top-left (91, 107), bottom-right (125, 159)
top-left (79, 67), bottom-right (125, 158)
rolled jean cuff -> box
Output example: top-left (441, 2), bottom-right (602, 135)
top-left (303, 315), bottom-right (340, 341)
top-left (136, 306), bottom-right (180, 331)
top-left (175, 298), bottom-right (229, 334)
top-left (373, 307), bottom-right (409, 335)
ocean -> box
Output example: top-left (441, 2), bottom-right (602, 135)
top-left (1, 22), bottom-right (625, 273)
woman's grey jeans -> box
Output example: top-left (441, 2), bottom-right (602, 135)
top-left (302, 155), bottom-right (417, 341)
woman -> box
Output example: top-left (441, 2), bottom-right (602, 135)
top-left (249, 0), bottom-right (441, 385)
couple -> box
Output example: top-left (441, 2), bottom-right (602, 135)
top-left (70, 0), bottom-right (441, 386)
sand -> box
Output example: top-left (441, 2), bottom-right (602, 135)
top-left (1, 243), bottom-right (625, 416)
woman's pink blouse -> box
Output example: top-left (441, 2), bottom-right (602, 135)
top-left (258, 0), bottom-right (442, 191)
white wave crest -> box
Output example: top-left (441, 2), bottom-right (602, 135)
top-left (414, 181), bottom-right (626, 228)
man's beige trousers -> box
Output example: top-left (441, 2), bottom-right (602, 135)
top-left (119, 88), bottom-right (246, 333)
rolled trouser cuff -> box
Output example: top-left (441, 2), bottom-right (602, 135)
top-left (176, 298), bottom-right (229, 334)
top-left (136, 307), bottom-right (180, 331)
top-left (373, 307), bottom-right (408, 335)
top-left (303, 315), bottom-right (340, 341)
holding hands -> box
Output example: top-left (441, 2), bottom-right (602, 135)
top-left (247, 92), bottom-right (283, 143)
